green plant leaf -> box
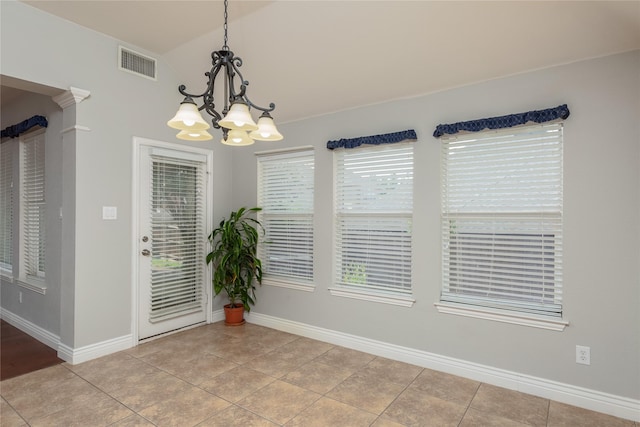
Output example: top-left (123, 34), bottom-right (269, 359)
top-left (206, 207), bottom-right (264, 311)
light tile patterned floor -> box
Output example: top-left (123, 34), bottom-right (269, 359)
top-left (0, 322), bottom-right (636, 426)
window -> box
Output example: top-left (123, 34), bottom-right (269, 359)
top-left (21, 131), bottom-right (46, 280)
top-left (0, 141), bottom-right (13, 274)
top-left (439, 123), bottom-right (563, 321)
top-left (257, 148), bottom-right (314, 289)
top-left (332, 142), bottom-right (414, 306)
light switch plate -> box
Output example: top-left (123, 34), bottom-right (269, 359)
top-left (102, 206), bottom-right (117, 220)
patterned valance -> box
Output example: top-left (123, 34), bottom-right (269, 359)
top-left (1, 115), bottom-right (48, 139)
top-left (432, 104), bottom-right (569, 138)
top-left (327, 129), bottom-right (417, 150)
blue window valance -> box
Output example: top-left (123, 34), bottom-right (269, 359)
top-left (432, 104), bottom-right (569, 138)
top-left (327, 129), bottom-right (417, 150)
top-left (1, 115), bottom-right (48, 139)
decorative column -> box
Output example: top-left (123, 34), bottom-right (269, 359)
top-left (52, 87), bottom-right (90, 361)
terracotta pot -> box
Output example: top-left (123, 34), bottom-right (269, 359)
top-left (224, 303), bottom-right (246, 326)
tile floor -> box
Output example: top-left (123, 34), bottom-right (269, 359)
top-left (0, 322), bottom-right (636, 426)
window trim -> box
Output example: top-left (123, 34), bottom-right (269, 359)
top-left (329, 286), bottom-right (415, 307)
top-left (263, 276), bottom-right (315, 292)
top-left (16, 278), bottom-right (47, 295)
top-left (434, 301), bottom-right (568, 331)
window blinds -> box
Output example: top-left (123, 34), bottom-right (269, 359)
top-left (0, 142), bottom-right (13, 271)
top-left (334, 143), bottom-right (413, 295)
top-left (441, 124), bottom-right (563, 316)
top-left (22, 133), bottom-right (46, 278)
top-left (258, 150), bottom-right (314, 282)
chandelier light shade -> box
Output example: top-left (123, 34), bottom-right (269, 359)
top-left (176, 129), bottom-right (213, 141)
top-left (218, 101), bottom-right (258, 131)
top-left (168, 0), bottom-right (282, 145)
top-left (221, 129), bottom-right (254, 146)
top-left (250, 112), bottom-right (283, 141)
top-left (167, 98), bottom-right (211, 131)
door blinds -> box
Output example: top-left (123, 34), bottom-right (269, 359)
top-left (148, 154), bottom-right (206, 323)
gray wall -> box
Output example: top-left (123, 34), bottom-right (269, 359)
top-left (231, 50), bottom-right (640, 400)
top-left (0, 1), bottom-right (233, 348)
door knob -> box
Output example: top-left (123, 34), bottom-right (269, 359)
top-left (141, 249), bottom-right (151, 256)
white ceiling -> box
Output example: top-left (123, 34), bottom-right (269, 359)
top-left (11, 1), bottom-right (640, 123)
top-left (22, 0), bottom-right (271, 54)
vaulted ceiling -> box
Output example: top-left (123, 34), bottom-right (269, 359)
top-left (9, 1), bottom-right (640, 123)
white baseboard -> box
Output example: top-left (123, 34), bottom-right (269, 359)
top-left (245, 312), bottom-right (640, 423)
top-left (211, 308), bottom-right (225, 323)
top-left (0, 308), bottom-right (224, 366)
top-left (58, 334), bottom-right (133, 365)
top-left (1, 308), bottom-right (60, 350)
top-left (0, 308), bottom-right (134, 365)
top-left (60, 312), bottom-right (228, 364)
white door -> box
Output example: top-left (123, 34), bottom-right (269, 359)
top-left (136, 143), bottom-right (211, 340)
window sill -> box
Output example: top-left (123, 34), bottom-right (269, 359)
top-left (434, 301), bottom-right (568, 331)
top-left (16, 278), bottom-right (47, 295)
top-left (0, 273), bottom-right (14, 283)
top-left (329, 287), bottom-right (415, 307)
top-left (264, 277), bottom-right (315, 292)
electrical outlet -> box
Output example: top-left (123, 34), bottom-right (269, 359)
top-left (576, 345), bottom-right (590, 365)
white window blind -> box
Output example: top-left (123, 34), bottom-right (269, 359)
top-left (441, 123), bottom-right (563, 316)
top-left (257, 149), bottom-right (314, 283)
top-left (149, 155), bottom-right (206, 322)
top-left (22, 132), bottom-right (46, 279)
top-left (0, 142), bottom-right (13, 272)
top-left (334, 143), bottom-right (413, 296)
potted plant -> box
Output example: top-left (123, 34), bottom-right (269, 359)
top-left (206, 207), bottom-right (264, 325)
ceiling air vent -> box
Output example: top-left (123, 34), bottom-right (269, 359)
top-left (119, 46), bottom-right (156, 80)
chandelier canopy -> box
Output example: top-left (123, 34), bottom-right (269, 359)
top-left (167, 0), bottom-right (282, 145)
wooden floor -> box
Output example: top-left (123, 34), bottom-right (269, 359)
top-left (0, 319), bottom-right (63, 381)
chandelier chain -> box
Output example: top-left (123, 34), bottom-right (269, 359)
top-left (223, 0), bottom-right (229, 50)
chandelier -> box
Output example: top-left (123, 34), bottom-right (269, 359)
top-left (167, 0), bottom-right (282, 145)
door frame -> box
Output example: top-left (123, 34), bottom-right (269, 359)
top-left (131, 136), bottom-right (213, 344)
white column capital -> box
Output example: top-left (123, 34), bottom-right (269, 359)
top-left (53, 87), bottom-right (91, 109)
